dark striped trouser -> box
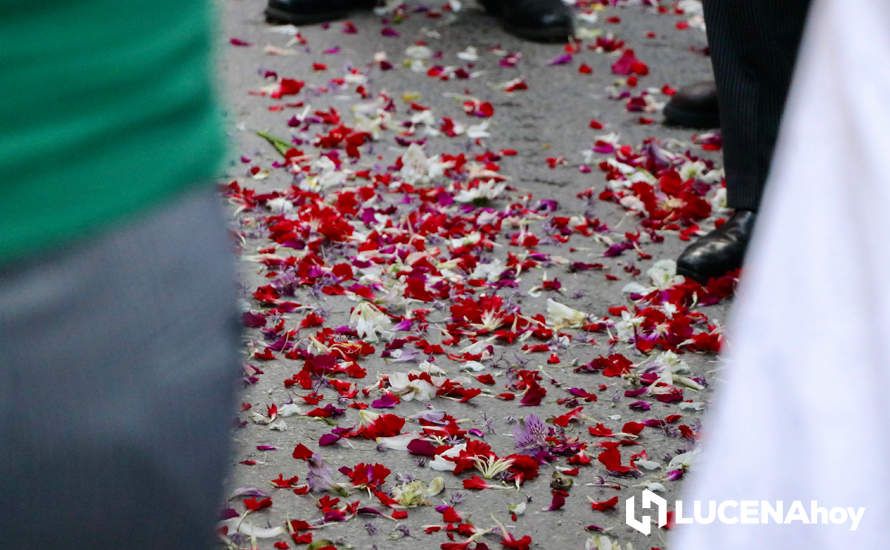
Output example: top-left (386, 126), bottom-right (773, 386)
top-left (705, 0), bottom-right (812, 211)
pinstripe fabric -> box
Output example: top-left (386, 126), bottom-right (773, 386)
top-left (704, 0), bottom-right (812, 211)
top-left (0, 187), bottom-right (240, 548)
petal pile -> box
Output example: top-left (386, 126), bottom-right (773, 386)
top-left (220, 1), bottom-right (733, 548)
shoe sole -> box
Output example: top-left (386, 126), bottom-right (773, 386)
top-left (676, 262), bottom-right (742, 285)
top-left (501, 20), bottom-right (575, 43)
top-left (478, 1), bottom-right (573, 43)
top-left (663, 102), bottom-right (720, 129)
top-left (676, 264), bottom-right (709, 284)
top-left (265, 5), bottom-right (351, 25)
top-left (268, 4), bottom-right (572, 43)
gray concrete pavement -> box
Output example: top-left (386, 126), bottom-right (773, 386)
top-left (216, 1), bottom-right (729, 548)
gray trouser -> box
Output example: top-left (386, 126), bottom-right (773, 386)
top-left (0, 187), bottom-right (240, 548)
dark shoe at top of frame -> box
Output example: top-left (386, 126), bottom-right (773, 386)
top-left (266, 0), bottom-right (376, 26)
top-left (663, 80), bottom-right (720, 129)
top-left (676, 210), bottom-right (756, 283)
top-left (479, 0), bottom-right (575, 43)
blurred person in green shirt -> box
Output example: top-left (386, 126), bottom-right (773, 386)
top-left (0, 1), bottom-right (239, 547)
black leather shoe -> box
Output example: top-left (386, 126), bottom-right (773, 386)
top-left (266, 0), bottom-right (376, 26)
top-left (480, 0), bottom-right (574, 43)
top-left (677, 210), bottom-right (756, 282)
top-left (663, 81), bottom-right (720, 129)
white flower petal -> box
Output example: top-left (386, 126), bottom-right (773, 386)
top-left (546, 299), bottom-right (587, 329)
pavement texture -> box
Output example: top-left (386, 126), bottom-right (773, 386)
top-left (216, 1), bottom-right (733, 549)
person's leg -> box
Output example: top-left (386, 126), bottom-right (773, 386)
top-left (0, 186), bottom-right (240, 548)
top-left (708, 0), bottom-right (811, 211)
top-left (677, 0), bottom-right (811, 282)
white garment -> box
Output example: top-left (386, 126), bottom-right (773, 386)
top-left (673, 0), bottom-right (890, 547)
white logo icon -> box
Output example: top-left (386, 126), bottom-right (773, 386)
top-left (624, 493), bottom-right (866, 533)
top-left (626, 490), bottom-right (668, 535)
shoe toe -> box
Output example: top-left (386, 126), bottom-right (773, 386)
top-left (506, 1), bottom-right (574, 32)
top-left (539, 10), bottom-right (573, 30)
top-left (677, 239), bottom-right (734, 282)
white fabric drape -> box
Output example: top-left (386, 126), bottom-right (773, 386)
top-left (673, 0), bottom-right (890, 547)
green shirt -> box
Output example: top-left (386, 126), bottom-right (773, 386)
top-left (0, 0), bottom-right (224, 263)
